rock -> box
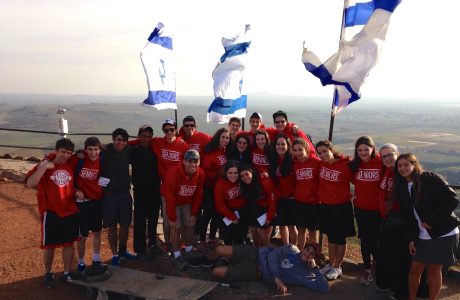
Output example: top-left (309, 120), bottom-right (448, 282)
top-left (13, 156), bottom-right (24, 160)
top-left (1, 154), bottom-right (12, 159)
top-left (25, 156), bottom-right (41, 162)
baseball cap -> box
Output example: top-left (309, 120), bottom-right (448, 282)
top-left (183, 115), bottom-right (196, 125)
top-left (250, 112), bottom-right (262, 119)
top-left (184, 149), bottom-right (200, 161)
top-left (138, 124), bottom-right (153, 135)
top-left (304, 242), bottom-right (321, 258)
top-left (273, 110), bottom-right (288, 121)
top-left (162, 119), bottom-right (176, 129)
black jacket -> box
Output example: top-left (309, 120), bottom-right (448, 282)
top-left (130, 144), bottom-right (160, 192)
top-left (100, 144), bottom-right (132, 194)
top-left (397, 172), bottom-right (460, 243)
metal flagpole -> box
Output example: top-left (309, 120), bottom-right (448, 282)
top-left (242, 118), bottom-right (245, 131)
top-left (174, 71), bottom-right (178, 125)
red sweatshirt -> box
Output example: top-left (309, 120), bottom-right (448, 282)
top-left (128, 137), bottom-right (190, 180)
top-left (317, 157), bottom-right (353, 205)
top-left (250, 177), bottom-right (280, 222)
top-left (274, 156), bottom-right (294, 198)
top-left (252, 147), bottom-right (270, 170)
top-left (44, 153), bottom-right (103, 200)
top-left (293, 156), bottom-right (321, 204)
top-left (237, 124), bottom-right (266, 146)
top-left (160, 164), bottom-right (205, 222)
top-left (202, 148), bottom-right (228, 188)
top-left (178, 127), bottom-right (211, 162)
top-left (214, 177), bottom-right (246, 221)
top-left (265, 122), bottom-right (316, 158)
top-left (378, 167), bottom-right (400, 219)
top-left (352, 155), bottom-right (383, 211)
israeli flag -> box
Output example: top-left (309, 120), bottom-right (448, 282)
top-left (207, 25), bottom-right (251, 124)
top-left (141, 22), bottom-right (176, 110)
top-left (302, 0), bottom-right (402, 116)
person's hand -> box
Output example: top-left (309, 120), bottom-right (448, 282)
top-left (76, 152), bottom-right (86, 159)
top-left (169, 221), bottom-right (178, 232)
top-left (75, 189), bottom-right (84, 200)
top-left (264, 220), bottom-right (271, 226)
top-left (308, 259), bottom-right (317, 269)
top-left (101, 144), bottom-right (108, 150)
top-left (421, 222), bottom-right (432, 229)
top-left (291, 125), bottom-right (300, 134)
top-left (39, 161), bottom-right (55, 170)
top-left (409, 241), bottom-right (417, 255)
top-left (274, 278), bottom-right (287, 294)
top-left (261, 172), bottom-right (269, 178)
top-left (189, 215), bottom-right (197, 225)
top-left (232, 218), bottom-right (239, 224)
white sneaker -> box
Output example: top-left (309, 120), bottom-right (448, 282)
top-left (325, 266), bottom-right (342, 280)
top-left (320, 264), bottom-right (333, 275)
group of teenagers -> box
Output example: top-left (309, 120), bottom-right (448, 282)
top-left (25, 110), bottom-right (459, 300)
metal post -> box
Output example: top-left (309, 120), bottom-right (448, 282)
top-left (241, 117), bottom-right (245, 131)
top-left (57, 108), bottom-right (68, 139)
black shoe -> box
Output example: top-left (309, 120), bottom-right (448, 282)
top-left (137, 252), bottom-right (153, 262)
top-left (215, 258), bottom-right (229, 267)
top-left (92, 260), bottom-right (107, 267)
top-left (44, 272), bottom-right (56, 289)
top-left (187, 255), bottom-right (213, 268)
top-left (59, 271), bottom-right (78, 283)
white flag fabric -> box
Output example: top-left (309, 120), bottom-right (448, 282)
top-left (141, 22), bottom-right (176, 110)
top-left (302, 0), bottom-right (402, 116)
top-left (207, 26), bottom-right (252, 124)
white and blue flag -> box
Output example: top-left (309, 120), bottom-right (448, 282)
top-left (302, 0), bottom-right (402, 116)
top-left (141, 22), bottom-right (176, 110)
top-left (207, 25), bottom-right (251, 124)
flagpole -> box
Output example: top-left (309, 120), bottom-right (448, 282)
top-left (242, 118), bottom-right (245, 131)
top-left (327, 1), bottom-right (346, 143)
top-left (174, 71), bottom-right (178, 125)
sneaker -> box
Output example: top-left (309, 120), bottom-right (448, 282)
top-left (193, 235), bottom-right (200, 246)
top-left (215, 258), bottom-right (229, 267)
top-left (197, 242), bottom-right (212, 254)
top-left (44, 272), bottom-right (56, 289)
top-left (180, 249), bottom-right (195, 260)
top-left (375, 286), bottom-right (390, 292)
top-left (59, 272), bottom-right (78, 283)
top-left (320, 264), bottom-right (333, 275)
top-left (77, 263), bottom-right (86, 274)
top-left (92, 260), bottom-right (106, 267)
top-left (180, 241), bottom-right (186, 249)
top-left (188, 255), bottom-right (213, 268)
top-left (118, 250), bottom-right (136, 260)
top-left (112, 256), bottom-right (120, 266)
top-left (270, 226), bottom-right (280, 239)
top-left (360, 270), bottom-right (373, 286)
top-left (325, 266), bottom-right (342, 280)
top-left (162, 244), bottom-right (173, 259)
top-left (137, 252), bottom-right (153, 262)
top-left (174, 255), bottom-right (188, 271)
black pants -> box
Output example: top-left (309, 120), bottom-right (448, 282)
top-left (133, 189), bottom-right (161, 253)
top-left (199, 186), bottom-right (218, 242)
top-left (218, 204), bottom-right (251, 245)
top-left (355, 207), bottom-right (383, 269)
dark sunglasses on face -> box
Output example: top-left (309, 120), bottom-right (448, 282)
top-left (274, 119), bottom-right (286, 124)
top-left (163, 128), bottom-right (175, 133)
top-left (184, 124), bottom-right (196, 128)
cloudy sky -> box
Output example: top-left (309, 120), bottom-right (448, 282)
top-left (0, 0), bottom-right (459, 100)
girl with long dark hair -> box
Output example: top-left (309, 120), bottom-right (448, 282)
top-left (238, 164), bottom-right (280, 247)
top-left (252, 130), bottom-right (271, 171)
top-left (231, 133), bottom-right (252, 165)
top-left (316, 140), bottom-right (356, 281)
top-left (268, 134), bottom-right (297, 245)
top-left (349, 136), bottom-right (384, 286)
top-left (390, 153), bottom-right (459, 300)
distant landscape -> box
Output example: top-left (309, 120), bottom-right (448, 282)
top-left (1, 92), bottom-right (460, 191)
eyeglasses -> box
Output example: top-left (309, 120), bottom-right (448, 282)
top-left (140, 135), bottom-right (153, 139)
top-left (381, 152), bottom-right (396, 160)
top-left (163, 128), bottom-right (175, 133)
top-left (274, 119), bottom-right (286, 124)
top-left (183, 124), bottom-right (196, 128)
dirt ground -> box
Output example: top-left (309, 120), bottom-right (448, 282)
top-left (1, 181), bottom-right (460, 300)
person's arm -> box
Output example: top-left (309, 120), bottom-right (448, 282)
top-left (214, 182), bottom-right (237, 221)
top-left (191, 171), bottom-right (205, 219)
top-left (263, 180), bottom-right (278, 223)
top-left (25, 161), bottom-right (54, 188)
top-left (424, 174), bottom-right (460, 228)
top-left (267, 244), bottom-right (290, 280)
top-left (300, 264), bottom-right (330, 293)
top-left (163, 174), bottom-right (179, 223)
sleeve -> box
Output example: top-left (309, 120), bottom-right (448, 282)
top-left (24, 163), bottom-right (40, 184)
top-left (43, 153), bottom-right (78, 169)
top-left (264, 180), bottom-right (278, 222)
top-left (202, 153), bottom-right (214, 180)
top-left (425, 174), bottom-right (460, 228)
top-left (127, 138), bottom-right (140, 146)
top-left (302, 268), bottom-right (330, 293)
top-left (214, 182), bottom-right (237, 221)
top-left (264, 127), bottom-right (278, 141)
top-left (267, 244), bottom-right (290, 279)
top-left (378, 188), bottom-right (387, 220)
top-left (191, 171), bottom-right (205, 216)
top-left (163, 172), bottom-right (179, 222)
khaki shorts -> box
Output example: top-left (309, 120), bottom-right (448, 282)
top-left (161, 196), bottom-right (195, 228)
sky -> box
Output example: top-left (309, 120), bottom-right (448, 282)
top-left (0, 0), bottom-right (459, 101)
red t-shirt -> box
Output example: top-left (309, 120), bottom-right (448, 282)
top-left (317, 157), bottom-right (353, 205)
top-left (274, 156), bottom-right (294, 198)
top-left (214, 177), bottom-right (246, 221)
top-left (378, 167), bottom-right (400, 219)
top-left (160, 164), bottom-right (205, 222)
top-left (252, 147), bottom-right (270, 170)
top-left (202, 148), bottom-right (228, 188)
top-left (178, 128), bottom-right (211, 162)
top-left (25, 161), bottom-right (79, 218)
top-left (352, 156), bottom-right (383, 211)
top-left (293, 156), bottom-right (321, 204)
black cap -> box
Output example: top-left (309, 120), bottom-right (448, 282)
top-left (183, 115), bottom-right (196, 125)
top-left (273, 110), bottom-right (288, 121)
top-left (249, 112), bottom-right (262, 119)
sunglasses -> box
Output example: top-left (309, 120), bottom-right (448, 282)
top-left (274, 119), bottom-right (286, 124)
top-left (184, 124), bottom-right (196, 128)
top-left (381, 152), bottom-right (396, 160)
top-left (163, 128), bottom-right (175, 133)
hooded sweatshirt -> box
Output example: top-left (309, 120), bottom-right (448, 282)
top-left (252, 147), bottom-right (270, 170)
top-left (293, 156), bottom-right (321, 204)
top-left (352, 155), bottom-right (383, 211)
top-left (258, 244), bottom-right (329, 294)
top-left (202, 148), bottom-right (228, 188)
top-left (178, 127), bottom-right (212, 162)
top-left (214, 177), bottom-right (246, 221)
top-left (317, 156), bottom-right (353, 205)
top-left (274, 156), bottom-right (294, 198)
top-left (160, 164), bottom-right (205, 222)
